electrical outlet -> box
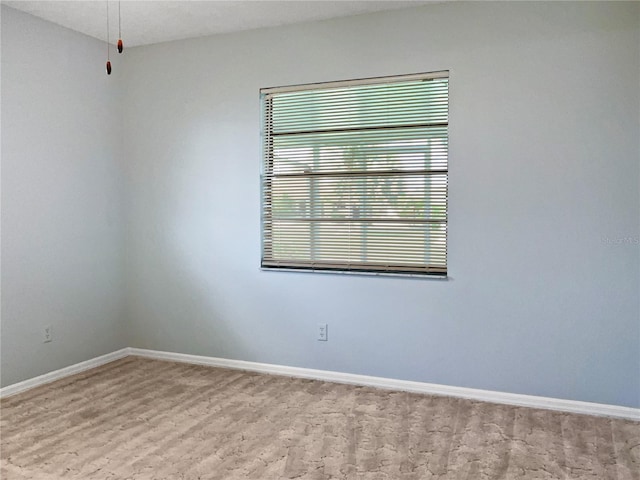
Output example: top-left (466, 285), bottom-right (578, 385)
top-left (318, 323), bottom-right (328, 341)
top-left (43, 325), bottom-right (53, 343)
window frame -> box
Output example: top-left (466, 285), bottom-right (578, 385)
top-left (260, 71), bottom-right (449, 279)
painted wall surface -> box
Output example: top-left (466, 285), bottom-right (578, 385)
top-left (1, 2), bottom-right (638, 409)
top-left (122, 1), bottom-right (640, 408)
top-left (1, 7), bottom-right (127, 386)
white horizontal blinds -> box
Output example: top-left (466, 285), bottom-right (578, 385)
top-left (262, 73), bottom-right (448, 275)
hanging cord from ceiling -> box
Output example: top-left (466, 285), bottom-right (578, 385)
top-left (106, 1), bottom-right (123, 75)
top-left (118, 1), bottom-right (123, 54)
top-left (106, 1), bottom-right (111, 74)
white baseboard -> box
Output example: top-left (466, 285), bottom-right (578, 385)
top-left (128, 348), bottom-right (640, 421)
top-left (0, 348), bottom-right (129, 398)
top-left (2, 346), bottom-right (638, 421)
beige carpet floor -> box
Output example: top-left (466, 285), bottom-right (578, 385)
top-left (0, 357), bottom-right (638, 480)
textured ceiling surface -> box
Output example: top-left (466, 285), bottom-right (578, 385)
top-left (3, 0), bottom-right (432, 47)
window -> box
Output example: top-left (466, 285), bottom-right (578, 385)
top-left (261, 71), bottom-right (448, 277)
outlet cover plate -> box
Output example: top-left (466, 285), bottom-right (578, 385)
top-left (318, 323), bottom-right (328, 341)
top-left (43, 325), bottom-right (53, 343)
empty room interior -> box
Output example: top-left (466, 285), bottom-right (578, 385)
top-left (1, 0), bottom-right (639, 478)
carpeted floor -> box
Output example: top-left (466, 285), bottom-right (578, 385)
top-left (1, 357), bottom-right (638, 479)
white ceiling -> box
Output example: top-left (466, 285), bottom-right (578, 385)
top-left (3, 0), bottom-right (433, 47)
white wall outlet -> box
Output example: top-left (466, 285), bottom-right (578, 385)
top-left (318, 323), bottom-right (328, 341)
top-left (43, 325), bottom-right (53, 343)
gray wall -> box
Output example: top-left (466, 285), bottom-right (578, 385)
top-left (1, 7), bottom-right (127, 386)
top-left (121, 2), bottom-right (640, 408)
top-left (1, 2), bottom-right (638, 409)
